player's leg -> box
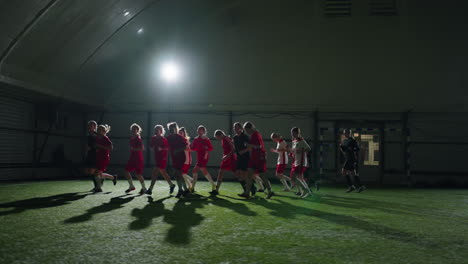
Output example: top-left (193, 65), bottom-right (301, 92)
top-left (239, 169), bottom-right (255, 198)
top-left (200, 167), bottom-right (216, 191)
top-left (161, 169), bottom-right (176, 194)
top-left (93, 170), bottom-right (103, 192)
top-left (254, 174), bottom-right (265, 191)
top-left (352, 168), bottom-right (366, 193)
top-left (343, 167), bottom-right (356, 193)
top-left (135, 173), bottom-right (147, 194)
top-left (212, 169), bottom-right (225, 195)
top-left (124, 170), bottom-right (136, 193)
top-left (191, 166), bottom-right (200, 190)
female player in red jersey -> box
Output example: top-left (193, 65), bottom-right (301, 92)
top-left (147, 125), bottom-right (176, 195)
top-left (178, 127), bottom-right (194, 191)
top-left (212, 129), bottom-right (237, 195)
top-left (166, 122), bottom-right (190, 198)
top-left (123, 123), bottom-right (146, 194)
top-left (93, 124), bottom-right (116, 192)
top-left (240, 122), bottom-right (274, 199)
top-left (190, 125), bottom-right (216, 192)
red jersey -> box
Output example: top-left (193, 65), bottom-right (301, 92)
top-left (126, 136), bottom-right (144, 174)
top-left (222, 136), bottom-right (235, 156)
top-left (249, 130), bottom-right (265, 155)
top-left (96, 135), bottom-right (112, 158)
top-left (166, 134), bottom-right (188, 169)
top-left (190, 136), bottom-right (213, 167)
top-left (150, 135), bottom-right (169, 164)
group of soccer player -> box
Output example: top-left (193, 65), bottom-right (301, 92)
top-left (84, 120), bottom-right (365, 200)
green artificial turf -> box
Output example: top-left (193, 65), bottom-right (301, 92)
top-left (0, 180), bottom-right (467, 264)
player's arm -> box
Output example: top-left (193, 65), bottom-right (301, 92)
top-left (223, 141), bottom-right (235, 160)
top-left (206, 140), bottom-right (214, 151)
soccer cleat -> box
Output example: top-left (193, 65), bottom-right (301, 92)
top-left (112, 175), bottom-right (117, 185)
top-left (315, 182), bottom-right (320, 191)
top-left (175, 190), bottom-right (183, 198)
top-left (301, 192), bottom-right (311, 199)
top-left (125, 187), bottom-right (136, 193)
top-left (266, 191), bottom-right (275, 199)
top-left (169, 184), bottom-right (176, 195)
top-left (258, 189), bottom-right (264, 193)
top-left (189, 187), bottom-right (195, 193)
top-left (139, 189), bottom-right (147, 195)
top-left (295, 192), bottom-right (302, 196)
top-left (145, 189), bottom-right (153, 195)
top-left (282, 188), bottom-right (291, 192)
top-left (238, 193), bottom-right (250, 199)
top-left (183, 190), bottom-right (191, 197)
top-left (357, 186), bottom-right (366, 193)
top-left (210, 190), bottom-right (219, 196)
top-left (93, 188), bottom-right (103, 193)
top-left (346, 186), bottom-right (356, 193)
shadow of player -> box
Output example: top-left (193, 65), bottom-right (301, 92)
top-left (129, 196), bottom-right (171, 230)
top-left (318, 194), bottom-right (422, 216)
top-left (63, 195), bottom-right (134, 224)
top-left (214, 195), bottom-right (258, 216)
top-left (163, 198), bottom-right (206, 245)
top-left (249, 198), bottom-right (438, 247)
top-left (0, 192), bottom-right (89, 217)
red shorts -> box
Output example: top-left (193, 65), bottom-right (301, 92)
top-left (171, 153), bottom-right (186, 170)
top-left (291, 165), bottom-right (307, 176)
top-left (220, 157), bottom-right (237, 172)
top-left (96, 157), bottom-right (110, 172)
top-left (155, 159), bottom-right (167, 170)
top-left (181, 164), bottom-right (190, 174)
top-left (276, 164), bottom-right (287, 174)
top-left (126, 154), bottom-right (144, 175)
top-left (196, 158), bottom-right (208, 168)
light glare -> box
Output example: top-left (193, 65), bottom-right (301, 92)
top-left (137, 28), bottom-right (144, 34)
top-left (160, 62), bottom-right (181, 83)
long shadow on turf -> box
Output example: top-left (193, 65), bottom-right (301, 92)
top-left (0, 192), bottom-right (89, 217)
top-left (249, 198), bottom-right (437, 247)
top-left (63, 195), bottom-right (134, 223)
top-left (128, 194), bottom-right (257, 245)
top-left (318, 194), bottom-right (421, 216)
top-left (129, 196), bottom-right (171, 230)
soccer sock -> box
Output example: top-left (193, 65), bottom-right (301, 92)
top-left (299, 179), bottom-right (312, 194)
top-left (94, 175), bottom-right (102, 189)
top-left (280, 178), bottom-right (289, 189)
top-left (149, 178), bottom-right (156, 191)
top-left (183, 174), bottom-right (192, 188)
top-left (353, 175), bottom-right (362, 187)
top-left (216, 181), bottom-right (222, 191)
top-left (283, 175), bottom-right (292, 182)
top-left (239, 180), bottom-right (246, 190)
top-left (127, 177), bottom-right (135, 188)
top-left (139, 178), bottom-right (146, 190)
top-left (345, 175), bottom-right (353, 187)
top-left (205, 173), bottom-right (216, 187)
top-left (255, 177), bottom-right (264, 190)
top-left (90, 174), bottom-right (97, 188)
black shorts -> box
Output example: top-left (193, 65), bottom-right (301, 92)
top-left (236, 156), bottom-right (249, 171)
top-left (84, 152), bottom-right (97, 168)
top-left (342, 160), bottom-right (357, 171)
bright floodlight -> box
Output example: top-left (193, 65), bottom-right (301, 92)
top-left (137, 28), bottom-right (144, 34)
top-left (160, 62), bottom-right (181, 83)
top-left (124, 11), bottom-right (130, 16)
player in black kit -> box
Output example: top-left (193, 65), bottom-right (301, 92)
top-left (340, 129), bottom-right (366, 193)
top-left (233, 122), bottom-right (256, 196)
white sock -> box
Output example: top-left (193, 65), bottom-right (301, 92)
top-left (183, 174), bottom-right (193, 188)
top-left (255, 177), bottom-right (264, 189)
top-left (205, 173), bottom-right (215, 187)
